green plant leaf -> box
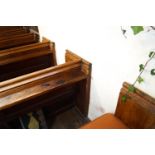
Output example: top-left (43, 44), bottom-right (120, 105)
top-left (149, 51), bottom-right (155, 58)
top-left (122, 95), bottom-right (127, 103)
top-left (151, 69), bottom-right (155, 75)
top-left (137, 76), bottom-right (144, 84)
top-left (131, 26), bottom-right (144, 35)
top-left (139, 64), bottom-right (144, 72)
top-left (128, 85), bottom-right (136, 93)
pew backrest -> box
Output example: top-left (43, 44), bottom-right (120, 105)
top-left (115, 82), bottom-right (155, 128)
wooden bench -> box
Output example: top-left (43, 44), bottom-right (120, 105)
top-left (0, 51), bottom-right (91, 128)
top-left (81, 82), bottom-right (155, 129)
top-left (0, 28), bottom-right (30, 38)
top-left (0, 38), bottom-right (57, 81)
top-left (0, 26), bottom-right (39, 50)
top-left (0, 26), bottom-right (23, 32)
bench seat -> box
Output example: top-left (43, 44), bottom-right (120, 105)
top-left (81, 113), bottom-right (128, 129)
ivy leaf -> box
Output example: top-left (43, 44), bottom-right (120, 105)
top-left (139, 64), bottom-right (144, 72)
top-left (128, 85), bottom-right (136, 93)
top-left (131, 26), bottom-right (144, 35)
top-left (151, 69), bottom-right (155, 75)
top-left (149, 51), bottom-right (155, 58)
top-left (137, 76), bottom-right (144, 84)
top-left (122, 95), bottom-right (127, 103)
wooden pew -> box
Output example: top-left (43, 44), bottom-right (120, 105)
top-left (0, 26), bottom-right (39, 50)
top-left (0, 51), bottom-right (91, 128)
top-left (0, 26), bottom-right (38, 34)
top-left (115, 82), bottom-right (155, 128)
top-left (0, 28), bottom-right (29, 38)
top-left (0, 38), bottom-right (57, 81)
top-left (81, 82), bottom-right (155, 129)
top-left (0, 26), bottom-right (23, 32)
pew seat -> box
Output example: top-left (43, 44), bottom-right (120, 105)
top-left (81, 113), bottom-right (128, 129)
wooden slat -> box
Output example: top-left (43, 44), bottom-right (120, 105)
top-left (0, 29), bottom-right (29, 38)
top-left (0, 40), bottom-right (53, 65)
top-left (0, 61), bottom-right (86, 110)
top-left (0, 33), bottom-right (39, 50)
top-left (0, 60), bottom-right (81, 91)
top-left (0, 38), bottom-right (57, 81)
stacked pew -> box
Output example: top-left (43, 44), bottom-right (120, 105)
top-left (0, 26), bottom-right (39, 50)
top-left (0, 38), bottom-right (57, 81)
top-left (0, 27), bottom-right (92, 128)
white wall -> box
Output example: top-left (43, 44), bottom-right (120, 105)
top-left (38, 24), bottom-right (155, 120)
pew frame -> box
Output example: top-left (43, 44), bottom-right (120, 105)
top-left (0, 50), bottom-right (91, 128)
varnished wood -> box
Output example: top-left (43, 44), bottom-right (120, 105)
top-left (0, 33), bottom-right (39, 50)
top-left (115, 82), bottom-right (155, 128)
top-left (66, 50), bottom-right (92, 116)
top-left (0, 51), bottom-right (91, 127)
top-left (0, 26), bottom-right (39, 50)
top-left (0, 39), bottom-right (57, 81)
top-left (0, 29), bottom-right (30, 38)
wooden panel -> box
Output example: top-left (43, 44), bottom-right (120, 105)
top-left (0, 29), bottom-right (29, 38)
top-left (0, 39), bottom-right (57, 81)
top-left (0, 33), bottom-right (39, 50)
top-left (115, 82), bottom-right (155, 129)
top-left (65, 50), bottom-right (92, 116)
top-left (0, 26), bottom-right (40, 50)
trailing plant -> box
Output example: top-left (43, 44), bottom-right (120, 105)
top-left (121, 26), bottom-right (155, 103)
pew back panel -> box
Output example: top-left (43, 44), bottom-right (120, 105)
top-left (0, 39), bottom-right (57, 81)
top-left (0, 51), bottom-right (91, 127)
top-left (0, 26), bottom-right (40, 50)
top-left (115, 82), bottom-right (155, 128)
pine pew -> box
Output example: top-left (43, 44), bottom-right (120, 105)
top-left (0, 38), bottom-right (57, 81)
top-left (0, 51), bottom-right (91, 128)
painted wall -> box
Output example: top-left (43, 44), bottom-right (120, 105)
top-left (39, 25), bottom-right (155, 120)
